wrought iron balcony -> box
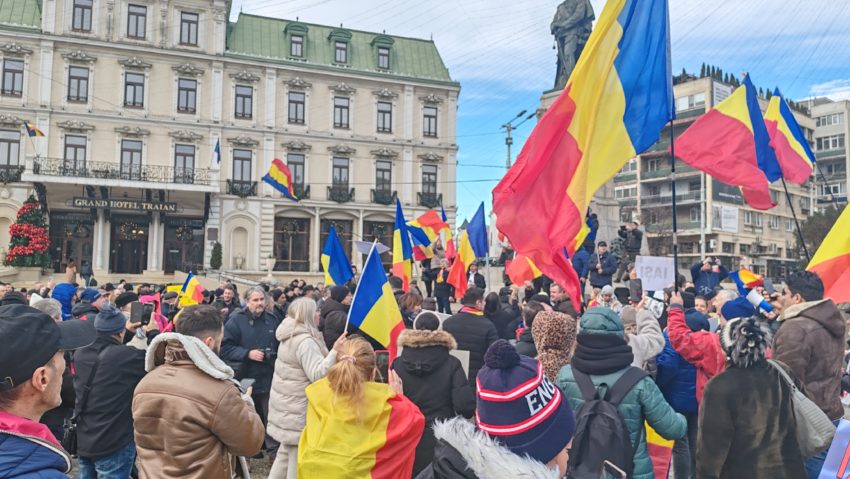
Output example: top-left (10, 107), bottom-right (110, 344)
top-left (31, 158), bottom-right (213, 185)
top-left (418, 192), bottom-right (442, 208)
top-left (327, 186), bottom-right (355, 203)
top-left (226, 180), bottom-right (257, 198)
top-left (371, 189), bottom-right (397, 205)
top-left (293, 184), bottom-right (310, 200)
top-left (0, 165), bottom-right (24, 183)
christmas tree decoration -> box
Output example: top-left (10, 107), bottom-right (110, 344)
top-left (4, 196), bottom-right (50, 267)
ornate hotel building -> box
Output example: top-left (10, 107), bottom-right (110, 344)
top-left (0, 0), bottom-right (458, 281)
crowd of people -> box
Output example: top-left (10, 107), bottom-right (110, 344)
top-left (0, 232), bottom-right (848, 479)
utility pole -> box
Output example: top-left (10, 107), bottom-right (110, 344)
top-left (501, 110), bottom-right (536, 170)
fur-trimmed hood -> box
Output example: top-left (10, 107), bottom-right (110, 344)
top-left (397, 329), bottom-right (457, 377)
top-left (398, 329), bottom-right (457, 350)
top-left (425, 417), bottom-right (560, 478)
top-left (781, 298), bottom-right (845, 338)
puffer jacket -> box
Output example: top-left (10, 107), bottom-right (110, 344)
top-left (774, 298), bottom-right (846, 420)
top-left (442, 308), bottom-right (499, 382)
top-left (393, 329), bottom-right (475, 476)
top-left (132, 334), bottom-right (264, 479)
top-left (627, 309), bottom-right (664, 370)
top-left (51, 283), bottom-right (77, 320)
top-left (0, 411), bottom-right (71, 479)
top-left (655, 332), bottom-right (698, 415)
top-left (267, 317), bottom-right (337, 445)
top-left (415, 417), bottom-right (561, 479)
top-left (666, 305), bottom-right (725, 404)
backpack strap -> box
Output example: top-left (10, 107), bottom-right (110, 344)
top-left (605, 367), bottom-right (648, 407)
top-left (573, 369), bottom-right (600, 402)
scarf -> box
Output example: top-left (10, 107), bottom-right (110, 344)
top-left (459, 306), bottom-right (483, 316)
top-left (571, 333), bottom-right (634, 376)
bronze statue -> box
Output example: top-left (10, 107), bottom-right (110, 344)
top-left (551, 0), bottom-right (595, 90)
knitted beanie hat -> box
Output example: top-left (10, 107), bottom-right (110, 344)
top-left (475, 340), bottom-right (576, 464)
top-left (94, 304), bottom-right (127, 335)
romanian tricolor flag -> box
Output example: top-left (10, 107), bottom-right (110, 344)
top-left (392, 199), bottom-right (412, 291)
top-left (447, 230), bottom-right (476, 299)
top-left (765, 88), bottom-right (816, 185)
top-left (807, 205), bottom-right (850, 303)
top-left (729, 268), bottom-right (764, 295)
top-left (506, 253), bottom-right (543, 286)
top-left (442, 206), bottom-right (456, 261)
top-left (179, 273), bottom-right (205, 306)
top-left (408, 210), bottom-right (450, 261)
top-left (321, 224), bottom-right (354, 286)
top-left (24, 121), bottom-right (45, 137)
top-left (348, 242), bottom-right (406, 357)
top-left (675, 73), bottom-right (779, 210)
top-left (298, 377), bottom-right (424, 478)
top-left (262, 159), bottom-right (298, 202)
top-left (646, 422), bottom-right (674, 479)
top-left (493, 0), bottom-right (673, 313)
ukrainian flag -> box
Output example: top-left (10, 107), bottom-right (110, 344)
top-left (348, 242), bottom-right (404, 352)
top-left (321, 224), bottom-right (353, 286)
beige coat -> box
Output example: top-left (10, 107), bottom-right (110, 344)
top-left (132, 334), bottom-right (264, 479)
top-left (64, 264), bottom-right (76, 284)
top-left (267, 317), bottom-right (337, 445)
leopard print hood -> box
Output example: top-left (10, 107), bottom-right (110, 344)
top-left (532, 311), bottom-right (578, 382)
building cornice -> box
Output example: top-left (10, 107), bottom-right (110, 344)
top-left (229, 70), bottom-right (261, 83)
top-left (171, 62), bottom-right (205, 77)
top-left (118, 56), bottom-right (152, 69)
top-left (61, 49), bottom-right (98, 63)
top-left (419, 93), bottom-right (444, 104)
top-left (373, 88), bottom-right (398, 99)
top-left (329, 82), bottom-right (356, 95)
top-left (282, 139), bottom-right (311, 151)
top-left (168, 129), bottom-right (204, 141)
top-left (0, 113), bottom-right (24, 128)
top-left (114, 126), bottom-right (150, 136)
top-left (57, 120), bottom-right (95, 132)
top-left (371, 147), bottom-right (398, 158)
top-left (228, 134), bottom-right (260, 146)
top-left (0, 42), bottom-right (33, 56)
top-left (418, 151), bottom-right (445, 163)
top-left (284, 77), bottom-right (312, 89)
top-left (328, 144), bottom-right (356, 155)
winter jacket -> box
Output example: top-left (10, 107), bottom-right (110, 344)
top-left (556, 364), bottom-right (686, 479)
top-left (212, 298), bottom-right (241, 321)
top-left (656, 332), bottom-right (698, 415)
top-left (553, 299), bottom-right (579, 318)
top-left (51, 283), bottom-right (77, 320)
top-left (0, 411), bottom-right (71, 479)
top-left (434, 269), bottom-right (454, 298)
top-left (774, 298), bottom-right (846, 420)
top-left (393, 329), bottom-right (475, 476)
top-left (73, 333), bottom-right (147, 458)
top-left (666, 305), bottom-right (726, 404)
top-left (139, 294), bottom-right (171, 332)
top-left (219, 307), bottom-right (280, 394)
top-left (442, 309), bottom-right (499, 381)
top-left (72, 301), bottom-right (98, 321)
top-left (618, 227), bottom-right (643, 253)
top-left (588, 252), bottom-right (618, 287)
top-left (467, 272), bottom-right (486, 290)
top-left (515, 328), bottom-right (538, 358)
top-left (132, 334), bottom-right (265, 479)
top-left (298, 378), bottom-right (424, 478)
top-left (415, 417), bottom-right (561, 479)
top-left (690, 262), bottom-right (729, 299)
top-left (627, 309), bottom-right (664, 370)
top-left (40, 352), bottom-right (75, 437)
top-left (80, 262), bottom-right (93, 277)
top-left (268, 317), bottom-right (337, 445)
top-left (486, 305), bottom-right (520, 341)
top-left (696, 361), bottom-right (806, 479)
top-left (572, 248), bottom-right (591, 280)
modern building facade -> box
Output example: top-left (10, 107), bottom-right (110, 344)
top-left (0, 0), bottom-right (458, 281)
top-left (613, 74), bottom-right (815, 282)
top-left (806, 98), bottom-right (849, 207)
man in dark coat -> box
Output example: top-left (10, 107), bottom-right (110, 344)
top-left (318, 286), bottom-right (352, 350)
top-left (433, 259), bottom-right (454, 314)
top-left (774, 271), bottom-right (845, 478)
top-left (550, 283), bottom-right (579, 318)
top-left (616, 221), bottom-right (643, 281)
top-left (442, 288), bottom-right (498, 381)
top-left (220, 286), bottom-right (281, 458)
top-left (212, 285), bottom-right (240, 320)
top-left (588, 241), bottom-right (618, 288)
top-left (690, 257), bottom-right (729, 299)
top-left (467, 263), bottom-right (486, 290)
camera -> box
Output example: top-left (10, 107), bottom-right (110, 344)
top-left (262, 347), bottom-right (277, 366)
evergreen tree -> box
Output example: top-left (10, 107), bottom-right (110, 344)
top-left (717, 68), bottom-right (723, 81)
top-left (759, 87), bottom-right (764, 97)
top-left (700, 63), bottom-right (706, 77)
top-left (766, 89), bottom-right (773, 100)
top-left (210, 241), bottom-right (222, 270)
top-left (710, 65), bottom-right (716, 79)
top-left (723, 72), bottom-right (730, 84)
top-left (4, 196), bottom-right (50, 267)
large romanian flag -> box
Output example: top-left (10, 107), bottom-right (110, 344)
top-left (391, 199), bottom-right (412, 291)
top-left (493, 0), bottom-right (673, 312)
top-left (675, 73), bottom-right (778, 210)
top-left (407, 210), bottom-right (450, 260)
top-left (348, 242), bottom-right (405, 356)
top-left (447, 230), bottom-right (476, 299)
top-left (765, 88), bottom-right (816, 185)
top-left (321, 224), bottom-right (354, 286)
top-left (179, 273), bottom-right (205, 306)
top-left (807, 205), bottom-right (850, 303)
top-left (506, 253), bottom-right (543, 286)
top-left (298, 378), bottom-right (424, 478)
top-left (262, 159), bottom-right (298, 202)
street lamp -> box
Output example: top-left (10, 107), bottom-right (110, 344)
top-left (501, 110), bottom-right (536, 170)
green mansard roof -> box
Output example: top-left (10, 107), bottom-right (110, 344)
top-left (0, 0), bottom-right (41, 31)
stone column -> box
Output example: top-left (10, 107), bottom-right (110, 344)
top-left (310, 207), bottom-right (321, 272)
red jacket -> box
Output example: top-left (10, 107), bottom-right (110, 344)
top-left (666, 305), bottom-right (726, 404)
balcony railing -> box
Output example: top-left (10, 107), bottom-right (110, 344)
top-left (371, 189), bottom-right (397, 205)
top-left (327, 186), bottom-right (355, 203)
top-left (226, 180), bottom-right (257, 198)
top-left (0, 165), bottom-right (24, 183)
top-left (418, 192), bottom-right (442, 208)
top-left (614, 172), bottom-right (637, 182)
top-left (816, 148), bottom-right (846, 160)
top-left (642, 191), bottom-right (702, 205)
top-left (641, 164), bottom-right (699, 179)
top-left (32, 158), bottom-right (213, 185)
top-left (293, 184), bottom-right (310, 200)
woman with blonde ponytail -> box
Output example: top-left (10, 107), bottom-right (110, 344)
top-left (298, 337), bottom-right (425, 478)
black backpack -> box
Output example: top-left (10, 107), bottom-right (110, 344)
top-left (567, 367), bottom-right (648, 479)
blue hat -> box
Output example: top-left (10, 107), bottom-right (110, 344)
top-left (475, 340), bottom-right (576, 464)
top-left (721, 297), bottom-right (755, 321)
top-left (80, 288), bottom-right (101, 303)
top-left (684, 309), bottom-right (711, 332)
top-left (94, 304), bottom-right (126, 335)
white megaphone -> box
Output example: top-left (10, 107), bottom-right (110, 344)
top-left (746, 289), bottom-right (773, 313)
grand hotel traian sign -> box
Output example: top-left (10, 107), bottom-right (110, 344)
top-left (72, 197), bottom-right (178, 213)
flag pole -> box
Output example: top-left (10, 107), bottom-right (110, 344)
top-left (669, 120), bottom-right (679, 290)
top-left (780, 177), bottom-right (811, 263)
top-left (343, 239), bottom-right (377, 335)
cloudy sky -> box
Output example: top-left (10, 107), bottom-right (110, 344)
top-left (232, 0), bottom-right (850, 221)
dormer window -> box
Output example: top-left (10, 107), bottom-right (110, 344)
top-left (377, 47), bottom-right (390, 70)
top-left (291, 35), bottom-right (303, 57)
top-left (335, 42), bottom-right (348, 64)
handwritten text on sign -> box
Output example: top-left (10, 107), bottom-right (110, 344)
top-left (635, 255), bottom-right (675, 292)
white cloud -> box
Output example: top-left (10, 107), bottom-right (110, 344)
top-left (809, 79), bottom-right (850, 102)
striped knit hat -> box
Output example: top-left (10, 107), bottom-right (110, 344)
top-left (475, 340), bottom-right (576, 464)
